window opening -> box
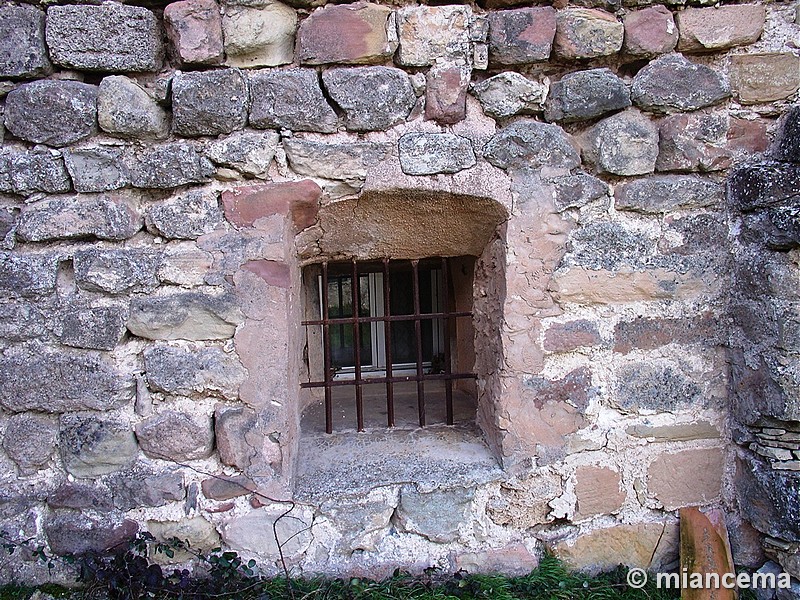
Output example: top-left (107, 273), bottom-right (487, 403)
top-left (301, 258), bottom-right (476, 433)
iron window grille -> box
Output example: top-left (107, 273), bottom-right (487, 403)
top-left (301, 257), bottom-right (476, 433)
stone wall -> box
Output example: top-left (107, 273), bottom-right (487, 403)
top-left (0, 0), bottom-right (798, 584)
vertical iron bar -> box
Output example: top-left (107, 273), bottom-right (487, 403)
top-left (441, 258), bottom-right (454, 425)
top-left (382, 258), bottom-right (394, 428)
top-left (412, 259), bottom-right (425, 427)
top-left (321, 262), bottom-right (333, 434)
top-left (351, 259), bottom-right (364, 432)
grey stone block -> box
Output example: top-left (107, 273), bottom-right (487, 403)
top-left (614, 361), bottom-right (701, 413)
top-left (0, 148), bottom-right (72, 196)
top-left (125, 143), bottom-right (215, 189)
top-left (550, 173), bottom-right (608, 211)
top-left (322, 66), bottom-right (416, 132)
top-left (398, 132), bottom-right (476, 176)
top-left (3, 412), bottom-right (58, 474)
top-left (74, 248), bottom-right (160, 295)
top-left (4, 79), bottom-right (97, 147)
top-left (581, 109), bottom-right (658, 176)
top-left (395, 486), bottom-right (474, 543)
top-left (46, 4), bottom-right (162, 72)
top-left (632, 53), bottom-right (731, 114)
top-left (0, 4), bottom-right (52, 79)
top-left (283, 138), bottom-right (394, 181)
top-left (471, 72), bottom-right (548, 119)
top-left (63, 146), bottom-right (128, 193)
top-left (17, 193), bottom-right (142, 242)
top-left (45, 513), bottom-right (138, 557)
top-left (145, 189), bottom-right (223, 240)
top-left (128, 291), bottom-right (243, 341)
top-left (60, 413), bottom-right (139, 478)
top-left (172, 69), bottom-right (249, 137)
top-left (483, 120), bottom-right (580, 171)
top-left (205, 130), bottom-right (279, 177)
top-left (615, 175), bottom-right (723, 214)
top-left (0, 253), bottom-right (58, 298)
top-left (57, 303), bottom-right (128, 351)
top-left (106, 466), bottom-right (185, 511)
top-left (0, 301), bottom-right (49, 342)
top-left (545, 68), bottom-right (630, 123)
top-left (98, 76), bottom-right (169, 140)
top-left (0, 344), bottom-right (135, 413)
top-left (249, 68), bottom-right (337, 133)
top-left (144, 343), bottom-right (247, 401)
top-left (135, 410), bottom-right (215, 462)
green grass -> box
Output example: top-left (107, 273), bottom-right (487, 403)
top-left (1, 556), bottom-right (686, 600)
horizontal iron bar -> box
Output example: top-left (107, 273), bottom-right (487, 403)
top-left (301, 372), bottom-right (477, 388)
top-left (302, 311), bottom-right (472, 326)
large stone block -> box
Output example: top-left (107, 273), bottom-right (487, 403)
top-left (656, 112), bottom-right (730, 172)
top-left (46, 4), bottom-right (162, 72)
top-left (135, 410), bottom-right (214, 462)
top-left (16, 193), bottom-right (141, 243)
top-left (550, 173), bottom-right (608, 211)
top-left (125, 143), bottom-right (215, 189)
top-left (487, 7), bottom-right (557, 65)
top-left (0, 344), bottom-right (134, 413)
top-left (676, 5), bottom-right (765, 53)
top-left (394, 486), bottom-right (473, 544)
top-left (74, 248), bottom-right (160, 295)
top-left (63, 146), bottom-right (128, 193)
top-left (172, 69), bottom-right (249, 137)
top-left (144, 344), bottom-right (246, 401)
top-left (322, 66), bottom-right (416, 132)
top-left (543, 319), bottom-right (602, 353)
top-left (396, 5), bottom-right (472, 67)
top-left (158, 243), bottom-right (213, 287)
top-left (222, 507), bottom-right (312, 559)
top-left (0, 4), bottom-right (51, 79)
top-left (623, 6), bottom-right (678, 57)
top-left (3, 412), bottom-right (58, 474)
top-left (128, 291), bottom-right (243, 341)
top-left (164, 0), bottom-right (224, 67)
top-left (4, 80), bottom-right (97, 147)
top-left (426, 63), bottom-right (470, 124)
top-left (45, 514), bottom-right (138, 557)
top-left (0, 253), bottom-right (57, 298)
top-left (614, 360), bottom-right (701, 413)
top-left (221, 179), bottom-right (321, 232)
top-left (222, 4), bottom-right (297, 68)
top-left (728, 162), bottom-right (800, 213)
top-left (471, 72), bottom-right (548, 119)
top-left (206, 131), bottom-right (279, 177)
top-left (201, 474), bottom-right (255, 501)
top-left (487, 472), bottom-right (562, 528)
top-left (147, 518), bottom-right (219, 559)
top-left (454, 544), bottom-right (539, 577)
top-left (0, 148), bottom-right (72, 196)
top-left (730, 54), bottom-right (800, 105)
top-left (554, 8), bottom-right (623, 59)
top-left (574, 466), bottom-right (625, 519)
top-left (57, 303), bottom-right (128, 351)
top-left (615, 174), bottom-right (723, 214)
top-left (0, 301), bottom-right (48, 342)
top-left (60, 414), bottom-right (138, 478)
top-left (298, 2), bottom-right (396, 65)
top-left (97, 76), bottom-right (169, 140)
top-left (48, 483), bottom-right (114, 512)
top-left (145, 189), bottom-right (222, 240)
top-left (544, 68), bottom-right (630, 124)
top-left (107, 466), bottom-right (185, 511)
top-left (398, 133), bottom-right (476, 176)
top-left (581, 109), bottom-right (658, 176)
top-left (553, 522), bottom-right (679, 574)
top-left (483, 119), bottom-right (580, 171)
top-left (648, 448), bottom-right (724, 510)
top-left (614, 313), bottom-right (718, 353)
top-left (632, 53), bottom-right (730, 114)
top-left (737, 453), bottom-right (800, 542)
top-left (214, 405), bottom-right (258, 470)
top-left (249, 68), bottom-right (337, 133)
top-left (283, 138), bottom-right (394, 181)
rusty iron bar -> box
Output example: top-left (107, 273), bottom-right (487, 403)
top-left (301, 311), bottom-right (471, 326)
top-left (411, 259), bottom-right (425, 427)
top-left (351, 259), bottom-right (364, 432)
top-left (301, 372), bottom-right (477, 388)
top-left (321, 262), bottom-right (333, 434)
top-left (441, 257), bottom-right (454, 425)
top-left (382, 258), bottom-right (394, 428)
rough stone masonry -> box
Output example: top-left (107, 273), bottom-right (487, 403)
top-left (0, 0), bottom-right (799, 587)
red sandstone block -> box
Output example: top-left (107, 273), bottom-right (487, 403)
top-left (676, 4), bottom-right (765, 53)
top-left (425, 64), bottom-right (469, 125)
top-left (164, 0), bottom-right (224, 66)
top-left (221, 180), bottom-right (322, 233)
top-left (623, 5), bottom-right (677, 57)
